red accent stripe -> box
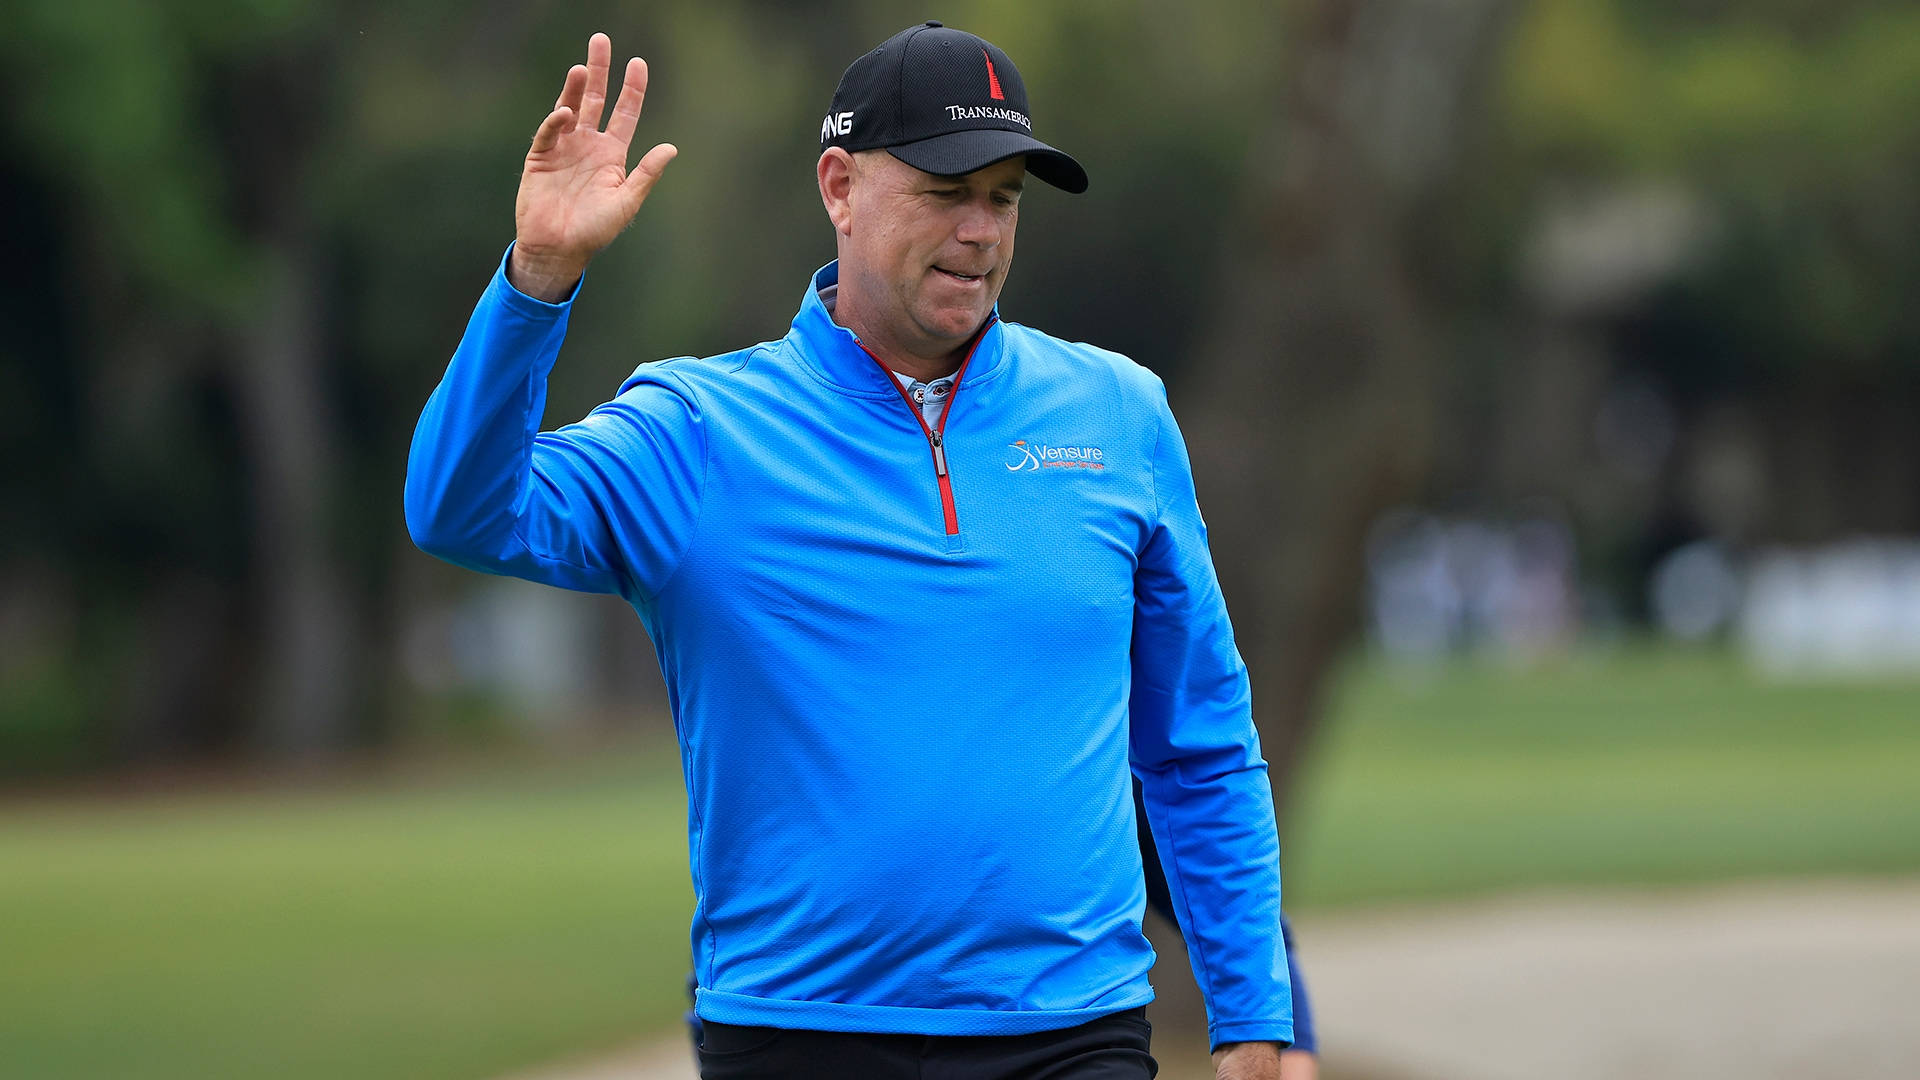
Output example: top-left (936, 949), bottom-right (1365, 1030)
top-left (935, 460), bottom-right (959, 534)
top-left (983, 50), bottom-right (1006, 101)
top-left (857, 318), bottom-right (997, 537)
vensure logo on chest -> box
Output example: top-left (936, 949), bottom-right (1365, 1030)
top-left (1006, 439), bottom-right (1106, 471)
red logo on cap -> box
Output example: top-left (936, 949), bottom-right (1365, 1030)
top-left (983, 50), bottom-right (1006, 100)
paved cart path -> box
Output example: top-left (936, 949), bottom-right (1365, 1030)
top-left (502, 878), bottom-right (1920, 1080)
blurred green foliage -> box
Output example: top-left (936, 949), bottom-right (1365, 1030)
top-left (1507, 0), bottom-right (1920, 371)
top-left (3, 0), bottom-right (1919, 768)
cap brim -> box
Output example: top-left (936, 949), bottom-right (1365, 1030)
top-left (888, 128), bottom-right (1088, 194)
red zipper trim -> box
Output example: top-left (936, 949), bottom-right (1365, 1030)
top-left (858, 318), bottom-right (995, 537)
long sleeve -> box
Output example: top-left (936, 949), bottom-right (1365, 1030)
top-left (1134, 775), bottom-right (1315, 1053)
top-left (404, 244), bottom-right (708, 599)
top-left (1128, 376), bottom-right (1292, 1052)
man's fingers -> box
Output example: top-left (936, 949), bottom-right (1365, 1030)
top-left (554, 64), bottom-right (587, 130)
top-left (603, 56), bottom-right (650, 146)
top-left (621, 142), bottom-right (679, 208)
top-left (530, 107), bottom-right (572, 154)
top-left (579, 32), bottom-right (613, 131)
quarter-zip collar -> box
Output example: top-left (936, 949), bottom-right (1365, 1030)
top-left (788, 260), bottom-right (1007, 398)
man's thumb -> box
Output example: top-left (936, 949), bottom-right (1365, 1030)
top-left (623, 142), bottom-right (679, 208)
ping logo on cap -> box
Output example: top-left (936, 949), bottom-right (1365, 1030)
top-left (817, 22), bottom-right (1088, 193)
top-left (983, 50), bottom-right (1005, 101)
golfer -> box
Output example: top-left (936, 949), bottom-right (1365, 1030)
top-left (406, 22), bottom-right (1292, 1080)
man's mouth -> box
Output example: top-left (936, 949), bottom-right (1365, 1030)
top-left (933, 266), bottom-right (987, 284)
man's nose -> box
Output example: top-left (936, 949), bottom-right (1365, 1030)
top-left (954, 198), bottom-right (1004, 248)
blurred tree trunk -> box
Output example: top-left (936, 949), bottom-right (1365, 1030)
top-left (225, 40), bottom-right (359, 757)
top-left (1184, 0), bottom-right (1516, 817)
top-left (231, 230), bottom-right (356, 755)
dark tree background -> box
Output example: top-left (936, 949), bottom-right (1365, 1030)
top-left (5, 0), bottom-right (1918, 792)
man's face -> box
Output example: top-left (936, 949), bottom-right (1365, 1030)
top-left (838, 150), bottom-right (1024, 356)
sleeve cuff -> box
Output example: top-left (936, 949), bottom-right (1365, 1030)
top-left (491, 240), bottom-right (586, 313)
top-left (1208, 1020), bottom-right (1295, 1054)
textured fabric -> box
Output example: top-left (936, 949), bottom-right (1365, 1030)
top-left (697, 1005), bottom-right (1156, 1079)
top-left (405, 244), bottom-right (1292, 1049)
top-left (1134, 774), bottom-right (1309, 1053)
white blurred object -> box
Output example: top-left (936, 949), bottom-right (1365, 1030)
top-left (1649, 540), bottom-right (1742, 641)
top-left (404, 576), bottom-right (594, 731)
top-left (1526, 182), bottom-right (1709, 316)
top-left (1367, 509), bottom-right (1577, 660)
top-left (1741, 539), bottom-right (1920, 677)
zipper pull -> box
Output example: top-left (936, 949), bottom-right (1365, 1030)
top-left (929, 431), bottom-right (949, 477)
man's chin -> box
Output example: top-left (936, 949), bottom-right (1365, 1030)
top-left (915, 302), bottom-right (996, 346)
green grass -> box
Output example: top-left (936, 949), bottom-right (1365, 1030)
top-left (2, 647), bottom-right (1917, 1079)
top-left (0, 751), bottom-right (696, 1080)
top-left (1285, 646), bottom-right (1920, 908)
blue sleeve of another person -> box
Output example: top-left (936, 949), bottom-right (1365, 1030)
top-left (1281, 915), bottom-right (1316, 1055)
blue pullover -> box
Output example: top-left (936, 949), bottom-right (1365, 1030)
top-left (405, 246), bottom-right (1293, 1051)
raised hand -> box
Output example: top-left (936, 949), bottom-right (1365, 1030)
top-left (510, 32), bottom-right (678, 302)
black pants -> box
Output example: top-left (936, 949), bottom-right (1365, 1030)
top-left (696, 1005), bottom-right (1158, 1080)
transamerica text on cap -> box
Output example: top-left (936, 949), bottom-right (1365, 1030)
top-left (944, 105), bottom-right (1031, 129)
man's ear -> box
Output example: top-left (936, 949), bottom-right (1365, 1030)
top-left (818, 148), bottom-right (856, 238)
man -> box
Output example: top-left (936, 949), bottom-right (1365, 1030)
top-left (406, 22), bottom-right (1292, 1080)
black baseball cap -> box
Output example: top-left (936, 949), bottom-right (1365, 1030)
top-left (820, 21), bottom-right (1088, 194)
